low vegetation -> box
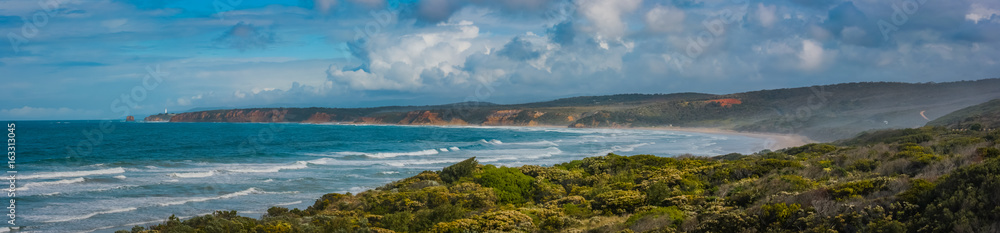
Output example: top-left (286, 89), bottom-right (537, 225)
top-left (117, 124), bottom-right (1000, 232)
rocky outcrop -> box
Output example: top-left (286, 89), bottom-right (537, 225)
top-left (302, 112), bottom-right (335, 123)
top-left (144, 113), bottom-right (176, 122)
top-left (169, 109), bottom-right (288, 122)
top-left (125, 116), bottom-right (135, 122)
top-left (706, 98), bottom-right (742, 107)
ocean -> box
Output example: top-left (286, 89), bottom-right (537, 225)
top-left (10, 120), bottom-right (773, 232)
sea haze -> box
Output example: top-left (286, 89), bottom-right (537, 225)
top-left (15, 121), bottom-right (771, 232)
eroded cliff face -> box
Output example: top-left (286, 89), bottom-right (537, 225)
top-left (397, 111), bottom-right (469, 125)
top-left (157, 109), bottom-right (553, 126)
top-left (302, 112), bottom-right (335, 123)
top-left (482, 110), bottom-right (545, 126)
top-left (169, 109), bottom-right (289, 122)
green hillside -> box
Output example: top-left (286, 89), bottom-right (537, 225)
top-left (926, 99), bottom-right (1000, 130)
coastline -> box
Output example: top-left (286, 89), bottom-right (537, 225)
top-left (152, 120), bottom-right (814, 152)
top-left (312, 121), bottom-right (814, 152)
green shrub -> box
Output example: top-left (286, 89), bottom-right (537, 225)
top-left (760, 203), bottom-right (801, 226)
top-left (848, 159), bottom-right (880, 172)
top-left (784, 143), bottom-right (837, 157)
top-left (594, 190), bottom-right (645, 214)
top-left (896, 144), bottom-right (941, 165)
top-left (976, 147), bottom-right (1000, 158)
top-left (777, 175), bottom-right (815, 191)
top-left (441, 157), bottom-right (478, 183)
top-left (828, 178), bottom-right (892, 201)
top-left (625, 206), bottom-right (684, 231)
top-left (478, 165), bottom-right (535, 204)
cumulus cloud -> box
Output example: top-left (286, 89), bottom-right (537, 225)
top-left (965, 3), bottom-right (999, 24)
top-left (577, 0), bottom-right (643, 39)
top-left (327, 20), bottom-right (485, 90)
top-left (644, 5), bottom-right (686, 32)
top-left (798, 40), bottom-right (825, 70)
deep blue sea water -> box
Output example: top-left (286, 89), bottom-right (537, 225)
top-left (9, 120), bottom-right (773, 232)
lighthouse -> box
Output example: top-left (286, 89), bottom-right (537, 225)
top-left (164, 108), bottom-right (168, 114)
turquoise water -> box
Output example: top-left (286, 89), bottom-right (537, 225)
top-left (11, 121), bottom-right (772, 232)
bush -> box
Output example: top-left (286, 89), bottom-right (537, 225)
top-left (828, 178), bottom-right (892, 201)
top-left (594, 190), bottom-right (645, 214)
top-left (976, 147), bottom-right (1000, 158)
top-left (441, 157), bottom-right (478, 183)
top-left (784, 143), bottom-right (837, 157)
top-left (760, 203), bottom-right (802, 227)
top-left (626, 206), bottom-right (684, 231)
top-left (478, 165), bottom-right (535, 205)
top-left (848, 159), bottom-right (880, 172)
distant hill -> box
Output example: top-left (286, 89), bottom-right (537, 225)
top-left (148, 79), bottom-right (1000, 141)
top-left (926, 99), bottom-right (1000, 130)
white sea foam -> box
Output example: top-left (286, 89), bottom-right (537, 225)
top-left (114, 175), bottom-right (127, 179)
top-left (385, 158), bottom-right (467, 167)
top-left (43, 207), bottom-right (138, 223)
top-left (156, 188), bottom-right (264, 207)
top-left (439, 148), bottom-right (449, 152)
top-left (612, 142), bottom-right (654, 152)
top-left (229, 161), bottom-right (309, 173)
top-left (449, 146), bottom-right (460, 151)
top-left (22, 167), bottom-right (125, 179)
top-left (170, 171), bottom-right (215, 178)
top-left (479, 139), bottom-right (503, 145)
top-left (303, 151), bottom-right (365, 157)
top-left (505, 140), bottom-right (559, 146)
top-left (23, 177), bottom-right (85, 190)
top-left (378, 171), bottom-right (399, 175)
top-left (275, 201), bottom-right (303, 206)
top-left (365, 149), bottom-right (440, 158)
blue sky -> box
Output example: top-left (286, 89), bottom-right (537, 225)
top-left (1, 0), bottom-right (999, 120)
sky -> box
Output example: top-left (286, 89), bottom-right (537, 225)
top-left (1, 0), bottom-right (999, 120)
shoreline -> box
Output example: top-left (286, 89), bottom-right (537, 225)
top-left (147, 120), bottom-right (815, 152)
top-left (313, 122), bottom-right (815, 152)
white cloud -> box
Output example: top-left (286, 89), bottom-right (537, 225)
top-left (644, 5), bottom-right (686, 32)
top-left (799, 40), bottom-right (825, 70)
top-left (757, 3), bottom-right (777, 28)
top-left (577, 0), bottom-right (643, 39)
top-left (965, 3), bottom-right (999, 24)
top-left (326, 20), bottom-right (486, 90)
